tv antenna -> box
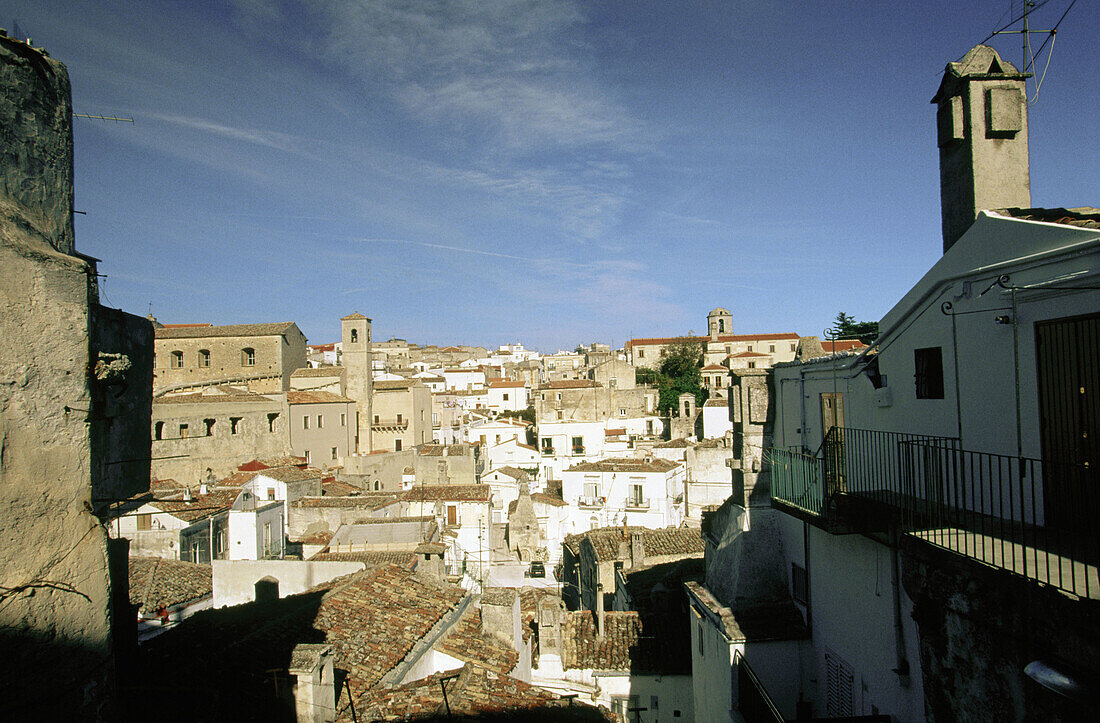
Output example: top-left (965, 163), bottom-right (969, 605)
top-left (982, 0), bottom-right (1077, 104)
top-left (74, 114), bottom-right (134, 123)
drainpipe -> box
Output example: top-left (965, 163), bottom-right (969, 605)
top-left (596, 583), bottom-right (605, 639)
top-left (890, 529), bottom-right (911, 687)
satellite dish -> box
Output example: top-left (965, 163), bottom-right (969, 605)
top-left (1024, 660), bottom-right (1087, 701)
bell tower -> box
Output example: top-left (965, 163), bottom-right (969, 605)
top-left (707, 308), bottom-right (733, 340)
top-left (341, 312), bottom-right (372, 453)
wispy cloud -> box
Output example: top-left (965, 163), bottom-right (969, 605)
top-left (148, 113), bottom-right (303, 153)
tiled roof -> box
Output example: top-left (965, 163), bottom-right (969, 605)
top-left (604, 428), bottom-right (626, 436)
top-left (308, 551), bottom-right (417, 569)
top-left (418, 443), bottom-right (472, 457)
top-left (540, 379), bottom-right (597, 390)
top-left (626, 332), bottom-right (799, 348)
top-left (510, 492), bottom-right (568, 514)
top-left (287, 390), bottom-right (354, 404)
top-left (255, 466), bottom-right (325, 483)
top-left (323, 479), bottom-right (363, 496)
top-left (565, 457), bottom-right (680, 474)
top-left (563, 611), bottom-right (688, 674)
top-left (993, 206), bottom-right (1100, 229)
top-left (353, 663), bottom-right (604, 721)
top-left (703, 398), bottom-right (727, 407)
top-left (701, 364), bottom-right (728, 371)
top-left (146, 489), bottom-right (240, 522)
top-left (155, 322), bottom-right (298, 339)
top-left (402, 485), bottom-right (492, 502)
top-left (291, 366), bottom-right (345, 377)
top-left (729, 351), bottom-right (769, 358)
top-left (295, 494), bottom-right (400, 510)
top-left (818, 339), bottom-right (866, 351)
top-left (568, 526), bottom-right (704, 562)
top-left (654, 437), bottom-right (694, 448)
top-left (488, 380), bottom-right (526, 388)
top-left (373, 379), bottom-right (420, 390)
top-left (486, 466), bottom-right (528, 481)
top-left (435, 606), bottom-right (518, 675)
top-left (153, 387), bottom-right (275, 404)
top-left (260, 455), bottom-right (308, 468)
top-left (128, 557), bottom-right (212, 615)
top-left (341, 311), bottom-right (370, 320)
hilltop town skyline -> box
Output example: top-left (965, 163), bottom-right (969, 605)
top-left (7, 0), bottom-right (1098, 350)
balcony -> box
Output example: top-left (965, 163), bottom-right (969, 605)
top-left (623, 496), bottom-right (650, 511)
top-left (541, 446), bottom-right (555, 457)
top-left (572, 446), bottom-right (585, 456)
top-left (768, 427), bottom-right (1100, 599)
top-left (577, 495), bottom-right (605, 509)
top-left (372, 418), bottom-right (409, 431)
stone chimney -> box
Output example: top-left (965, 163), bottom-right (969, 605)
top-left (480, 588), bottom-right (521, 651)
top-left (932, 44), bottom-right (1030, 253)
top-left (596, 583), bottom-right (605, 638)
top-left (630, 531), bottom-right (645, 567)
top-left (289, 643), bottom-right (335, 723)
top-left (413, 542), bottom-right (446, 584)
top-left (537, 595), bottom-right (563, 655)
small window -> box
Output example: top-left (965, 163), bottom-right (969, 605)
top-left (394, 439), bottom-right (402, 451)
top-left (374, 481), bottom-right (380, 490)
top-left (340, 413), bottom-right (346, 427)
top-left (198, 349), bottom-right (210, 367)
top-left (350, 328), bottom-right (358, 343)
top-left (792, 562), bottom-right (808, 605)
top-left (316, 414), bottom-right (323, 429)
top-left (242, 348), bottom-right (256, 366)
top-left (914, 347), bottom-right (945, 399)
top-left (748, 362), bottom-right (756, 369)
top-left (373, 415), bottom-right (380, 424)
top-left (638, 349), bottom-right (645, 358)
top-left (303, 416), bottom-right (310, 430)
top-left (230, 417), bottom-right (242, 435)
top-left (769, 344), bottom-right (775, 352)
top-left (331, 447), bottom-right (338, 460)
top-left (171, 350), bottom-right (184, 369)
top-left (136, 514), bottom-right (151, 531)
top-left (619, 408), bottom-right (626, 416)
top-left (503, 393), bottom-right (509, 401)
top-left (154, 421), bottom-right (164, 440)
top-left (204, 418), bottom-right (215, 436)
top-left (304, 450), bottom-right (311, 463)
top-left (396, 414), bottom-right (402, 424)
top-left (791, 343), bottom-right (797, 352)
top-left (178, 423), bottom-right (189, 438)
top-left (267, 413), bottom-right (278, 432)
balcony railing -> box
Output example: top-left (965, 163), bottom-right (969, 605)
top-left (623, 496), bottom-right (650, 510)
top-left (577, 495), bottom-right (605, 509)
top-left (768, 427), bottom-right (1100, 599)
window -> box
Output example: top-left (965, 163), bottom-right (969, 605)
top-left (914, 347), bottom-right (945, 399)
top-left (572, 436), bottom-right (584, 455)
top-left (374, 481), bottom-right (380, 491)
top-left (590, 515), bottom-right (599, 530)
top-left (267, 413), bottom-right (278, 432)
top-left (242, 348), bottom-right (255, 366)
top-left (331, 447), bottom-right (338, 460)
top-left (154, 421), bottom-right (164, 440)
top-left (263, 522), bottom-right (272, 557)
top-left (198, 349), bottom-right (210, 367)
top-left (394, 439), bottom-right (402, 451)
top-left (791, 343), bottom-right (797, 351)
top-left (396, 414), bottom-right (402, 424)
top-left (747, 344), bottom-right (753, 352)
top-left (136, 514), bottom-right (151, 531)
top-left (340, 413), bottom-right (347, 427)
top-left (230, 417), bottom-right (242, 435)
top-left (792, 562), bottom-right (808, 604)
top-left (825, 649), bottom-right (856, 717)
top-left (303, 416), bottom-right (310, 430)
top-left (304, 450), bottom-right (311, 463)
top-left (748, 362), bottom-right (756, 369)
top-left (204, 418), bottom-right (215, 436)
top-left (266, 488), bottom-right (275, 501)
top-left (556, 393), bottom-right (562, 401)
top-left (316, 414), bottom-right (323, 429)
top-left (630, 483), bottom-right (644, 506)
top-left (584, 479), bottom-right (599, 500)
top-left (374, 414), bottom-right (379, 424)
top-left (540, 438), bottom-right (554, 455)
top-left (638, 349), bottom-right (645, 358)
top-left (619, 408), bottom-right (626, 416)
top-left (350, 328), bottom-right (358, 343)
top-left (725, 344), bottom-right (732, 354)
top-left (556, 410), bottom-right (563, 420)
top-left (446, 505), bottom-right (457, 525)
top-left (171, 350), bottom-right (184, 369)
top-left (769, 344), bottom-right (775, 352)
top-left (503, 393), bottom-right (509, 401)
top-left (178, 423), bottom-right (189, 438)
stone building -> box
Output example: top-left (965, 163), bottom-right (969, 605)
top-left (535, 379), bottom-right (658, 424)
top-left (371, 379), bottom-right (432, 452)
top-left (340, 312), bottom-right (373, 452)
top-left (153, 321), bottom-right (307, 394)
top-left (1, 33), bottom-right (153, 716)
top-left (286, 390), bottom-right (357, 466)
top-left (151, 386), bottom-right (290, 484)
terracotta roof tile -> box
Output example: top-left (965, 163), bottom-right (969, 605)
top-left (287, 390), bottom-right (354, 404)
top-left (401, 485), bottom-right (492, 502)
top-left (294, 494), bottom-right (400, 510)
top-left (155, 322), bottom-right (298, 339)
top-left (435, 607), bottom-right (518, 675)
top-left (565, 457), bottom-right (680, 474)
top-left (146, 489), bottom-right (240, 522)
top-left (128, 557), bottom-right (212, 615)
top-left (540, 379), bottom-right (598, 390)
top-left (308, 551), bottom-right (417, 569)
top-left (291, 366), bottom-right (345, 378)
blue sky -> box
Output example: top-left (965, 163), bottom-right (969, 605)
top-left (10, 1), bottom-right (1098, 351)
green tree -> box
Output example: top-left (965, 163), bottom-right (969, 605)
top-left (635, 341), bottom-right (708, 414)
top-left (829, 312), bottom-right (879, 345)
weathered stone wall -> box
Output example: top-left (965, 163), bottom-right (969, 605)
top-left (153, 331), bottom-right (304, 393)
top-left (287, 499), bottom-right (399, 540)
top-left (151, 397), bottom-right (290, 483)
top-left (0, 34), bottom-right (127, 716)
top-left (902, 538), bottom-right (1099, 721)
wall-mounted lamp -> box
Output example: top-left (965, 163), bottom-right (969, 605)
top-left (995, 315), bottom-right (1012, 325)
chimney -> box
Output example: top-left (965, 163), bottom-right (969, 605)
top-left (480, 588), bottom-right (521, 651)
top-left (630, 532), bottom-right (645, 566)
top-left (289, 643), bottom-right (335, 723)
top-left (932, 44), bottom-right (1031, 253)
top-left (182, 487), bottom-right (192, 501)
top-left (596, 583), bottom-right (605, 638)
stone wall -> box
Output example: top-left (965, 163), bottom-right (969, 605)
top-left (1, 34), bottom-right (152, 716)
top-left (902, 538), bottom-right (1099, 720)
top-left (154, 330), bottom-right (306, 393)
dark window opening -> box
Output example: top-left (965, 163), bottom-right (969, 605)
top-left (914, 347), bottom-right (944, 399)
top-left (242, 348), bottom-right (256, 366)
top-left (267, 413), bottom-right (278, 432)
top-left (792, 562), bottom-right (808, 605)
top-left (350, 328), bottom-right (358, 343)
top-left (230, 417), bottom-right (242, 435)
top-left (198, 349), bottom-right (210, 367)
top-left (204, 418), bottom-right (215, 436)
top-left (154, 421), bottom-right (164, 440)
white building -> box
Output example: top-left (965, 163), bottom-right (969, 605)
top-left (560, 457), bottom-right (685, 533)
top-left (535, 420), bottom-right (608, 483)
top-left (402, 484), bottom-right (493, 581)
top-left (486, 379), bottom-right (528, 411)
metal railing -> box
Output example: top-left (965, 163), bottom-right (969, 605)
top-left (767, 428), bottom-right (1099, 599)
top-left (577, 495), bottom-right (605, 508)
top-left (734, 651), bottom-right (784, 723)
top-left (623, 496), bottom-right (650, 510)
